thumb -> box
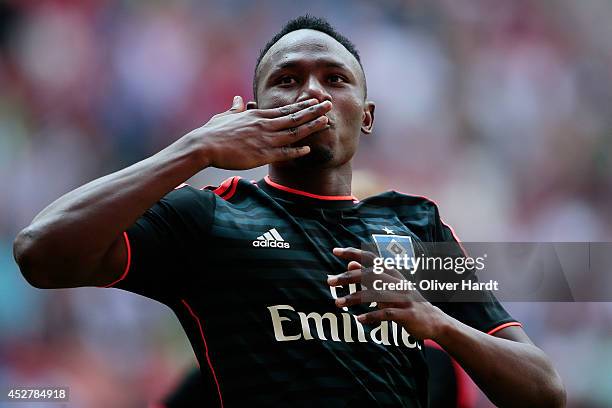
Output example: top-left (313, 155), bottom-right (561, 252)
top-left (229, 95), bottom-right (245, 112)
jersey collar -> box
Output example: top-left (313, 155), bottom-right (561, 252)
top-left (257, 176), bottom-right (358, 209)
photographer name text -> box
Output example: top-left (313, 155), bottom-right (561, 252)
top-left (373, 278), bottom-right (499, 292)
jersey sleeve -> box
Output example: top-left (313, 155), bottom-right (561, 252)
top-left (431, 207), bottom-right (522, 335)
top-left (102, 185), bottom-right (216, 302)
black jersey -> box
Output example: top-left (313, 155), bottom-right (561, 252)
top-left (102, 176), bottom-right (520, 407)
top-left (163, 343), bottom-right (465, 408)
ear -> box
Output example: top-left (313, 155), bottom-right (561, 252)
top-left (361, 101), bottom-right (375, 134)
top-left (246, 101), bottom-right (258, 110)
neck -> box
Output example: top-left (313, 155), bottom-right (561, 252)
top-left (268, 162), bottom-right (353, 197)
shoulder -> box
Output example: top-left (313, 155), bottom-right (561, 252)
top-left (168, 175), bottom-right (247, 205)
top-left (360, 190), bottom-right (444, 241)
top-left (165, 176), bottom-right (267, 216)
top-left (360, 190), bottom-right (440, 218)
top-left (199, 176), bottom-right (243, 200)
top-left (162, 183), bottom-right (217, 210)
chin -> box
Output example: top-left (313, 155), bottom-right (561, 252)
top-left (293, 145), bottom-right (335, 167)
top-left (290, 128), bottom-right (337, 167)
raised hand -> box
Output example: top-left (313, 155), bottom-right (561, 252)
top-left (328, 247), bottom-right (447, 340)
top-left (192, 96), bottom-right (332, 170)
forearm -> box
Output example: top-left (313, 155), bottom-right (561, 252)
top-left (14, 133), bottom-right (207, 282)
top-left (14, 97), bottom-right (329, 287)
top-left (433, 314), bottom-right (565, 407)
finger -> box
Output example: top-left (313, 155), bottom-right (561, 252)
top-left (258, 98), bottom-right (319, 118)
top-left (268, 100), bottom-right (332, 129)
top-left (214, 96), bottom-right (245, 117)
top-left (335, 290), bottom-right (363, 307)
top-left (333, 247), bottom-right (377, 266)
top-left (364, 272), bottom-right (428, 304)
top-left (348, 261), bottom-right (362, 271)
top-left (267, 145), bottom-right (311, 163)
top-left (375, 265), bottom-right (407, 281)
top-left (272, 115), bottom-right (330, 146)
top-left (356, 308), bottom-right (404, 324)
top-left (361, 268), bottom-right (409, 292)
top-left (230, 95), bottom-right (245, 112)
top-left (336, 289), bottom-right (412, 308)
top-left (373, 292), bottom-right (413, 306)
top-left (327, 268), bottom-right (362, 286)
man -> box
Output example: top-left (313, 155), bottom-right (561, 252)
top-left (14, 16), bottom-right (565, 407)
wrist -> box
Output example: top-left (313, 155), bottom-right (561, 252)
top-left (181, 129), bottom-right (214, 169)
top-left (428, 306), bottom-right (455, 342)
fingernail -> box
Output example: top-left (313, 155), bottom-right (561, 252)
top-left (333, 248), bottom-right (343, 255)
top-left (336, 298), bottom-right (346, 306)
top-left (356, 314), bottom-right (366, 322)
top-left (327, 276), bottom-right (338, 285)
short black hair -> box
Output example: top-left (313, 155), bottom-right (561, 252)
top-left (253, 15), bottom-right (365, 100)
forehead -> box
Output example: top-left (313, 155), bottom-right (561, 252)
top-left (258, 29), bottom-right (361, 77)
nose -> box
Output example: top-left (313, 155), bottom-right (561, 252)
top-left (297, 75), bottom-right (332, 103)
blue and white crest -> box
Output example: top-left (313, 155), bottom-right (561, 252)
top-left (372, 234), bottom-right (416, 268)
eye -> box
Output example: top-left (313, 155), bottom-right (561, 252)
top-left (278, 76), bottom-right (297, 85)
top-left (328, 74), bottom-right (346, 84)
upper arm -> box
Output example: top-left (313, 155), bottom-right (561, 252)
top-left (92, 232), bottom-right (130, 288)
top-left (98, 186), bottom-right (215, 300)
top-left (14, 225), bottom-right (130, 289)
top-left (95, 186), bottom-right (216, 300)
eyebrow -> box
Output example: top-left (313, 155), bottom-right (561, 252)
top-left (272, 59), bottom-right (352, 72)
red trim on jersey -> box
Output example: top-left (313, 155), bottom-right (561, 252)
top-left (181, 299), bottom-right (224, 408)
top-left (424, 339), bottom-right (441, 350)
top-left (103, 231), bottom-right (131, 288)
top-left (392, 189), bottom-right (468, 254)
top-left (439, 217), bottom-right (469, 257)
top-left (212, 177), bottom-right (235, 196)
top-left (424, 339), bottom-right (477, 408)
top-left (264, 175), bottom-right (357, 201)
top-left (220, 177), bottom-right (240, 200)
top-left (487, 321), bottom-right (523, 336)
top-left (450, 353), bottom-right (478, 408)
top-left (203, 176), bottom-right (241, 200)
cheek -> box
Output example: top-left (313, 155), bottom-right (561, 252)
top-left (335, 96), bottom-right (364, 132)
top-left (258, 89), bottom-right (296, 109)
top-left (330, 97), bottom-right (363, 160)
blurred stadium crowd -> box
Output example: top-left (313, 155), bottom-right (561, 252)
top-left (0, 0), bottom-right (611, 407)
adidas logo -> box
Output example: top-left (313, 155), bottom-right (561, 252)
top-left (252, 228), bottom-right (290, 249)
